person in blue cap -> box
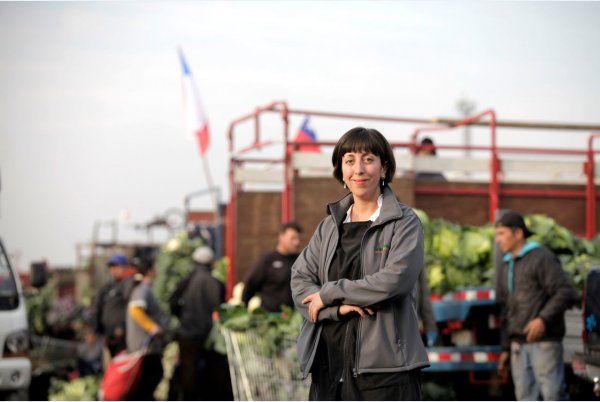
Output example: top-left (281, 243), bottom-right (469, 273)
top-left (94, 252), bottom-right (135, 357)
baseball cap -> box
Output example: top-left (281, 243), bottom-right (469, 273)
top-left (107, 253), bottom-right (129, 267)
top-left (495, 211), bottom-right (534, 238)
top-left (192, 246), bottom-right (214, 265)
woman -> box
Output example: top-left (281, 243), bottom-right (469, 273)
top-left (291, 127), bottom-right (429, 400)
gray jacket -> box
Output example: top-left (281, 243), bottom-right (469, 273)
top-left (291, 186), bottom-right (430, 379)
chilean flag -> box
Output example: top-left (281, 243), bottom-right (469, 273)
top-left (179, 48), bottom-right (210, 155)
top-left (293, 116), bottom-right (320, 152)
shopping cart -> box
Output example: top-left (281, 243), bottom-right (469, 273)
top-left (221, 327), bottom-right (310, 401)
top-left (30, 335), bottom-right (80, 374)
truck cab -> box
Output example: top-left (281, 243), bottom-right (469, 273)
top-left (572, 266), bottom-right (600, 397)
top-left (0, 238), bottom-right (31, 398)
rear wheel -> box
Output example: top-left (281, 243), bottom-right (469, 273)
top-left (565, 364), bottom-right (598, 400)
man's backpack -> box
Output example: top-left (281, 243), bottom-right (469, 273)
top-left (169, 273), bottom-right (194, 319)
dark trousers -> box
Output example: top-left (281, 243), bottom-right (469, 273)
top-left (178, 336), bottom-right (234, 401)
top-left (310, 321), bottom-right (422, 401)
top-left (106, 334), bottom-right (127, 357)
top-left (309, 366), bottom-right (422, 401)
top-left (178, 336), bottom-right (205, 400)
top-left (128, 353), bottom-right (163, 401)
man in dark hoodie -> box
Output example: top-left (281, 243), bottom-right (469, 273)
top-left (176, 245), bottom-right (230, 400)
top-left (495, 211), bottom-right (579, 401)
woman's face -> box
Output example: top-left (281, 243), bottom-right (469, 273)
top-left (342, 151), bottom-right (386, 200)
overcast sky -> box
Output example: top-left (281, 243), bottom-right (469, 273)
top-left (1, 2), bottom-right (599, 272)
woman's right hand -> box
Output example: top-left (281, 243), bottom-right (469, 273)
top-left (338, 305), bottom-right (375, 318)
top-left (302, 292), bottom-right (326, 322)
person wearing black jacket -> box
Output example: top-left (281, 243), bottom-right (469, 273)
top-left (176, 246), bottom-right (230, 401)
top-left (495, 211), bottom-right (579, 401)
top-left (94, 253), bottom-right (136, 357)
top-left (242, 222), bottom-right (302, 312)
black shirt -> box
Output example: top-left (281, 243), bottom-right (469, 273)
top-left (242, 250), bottom-right (298, 312)
top-left (316, 221), bottom-right (371, 393)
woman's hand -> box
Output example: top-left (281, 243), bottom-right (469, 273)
top-left (302, 292), bottom-right (325, 322)
top-left (338, 305), bottom-right (374, 318)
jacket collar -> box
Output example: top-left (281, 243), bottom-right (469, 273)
top-left (326, 186), bottom-right (403, 226)
top-left (503, 240), bottom-right (540, 263)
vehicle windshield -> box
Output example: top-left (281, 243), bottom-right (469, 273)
top-left (0, 245), bottom-right (18, 309)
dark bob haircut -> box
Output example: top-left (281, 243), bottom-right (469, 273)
top-left (331, 127), bottom-right (396, 186)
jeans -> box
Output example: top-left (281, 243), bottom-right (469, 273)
top-left (510, 341), bottom-right (569, 401)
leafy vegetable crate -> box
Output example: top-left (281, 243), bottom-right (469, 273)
top-left (220, 326), bottom-right (309, 401)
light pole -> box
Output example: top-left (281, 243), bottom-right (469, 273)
top-left (456, 97), bottom-right (476, 158)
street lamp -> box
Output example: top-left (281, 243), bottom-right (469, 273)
top-left (456, 97), bottom-right (476, 158)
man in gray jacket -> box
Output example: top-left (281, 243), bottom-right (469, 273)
top-left (495, 211), bottom-right (579, 401)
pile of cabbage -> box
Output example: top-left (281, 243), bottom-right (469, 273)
top-left (48, 375), bottom-right (100, 401)
top-left (414, 209), bottom-right (600, 295)
top-left (154, 230), bottom-right (227, 313)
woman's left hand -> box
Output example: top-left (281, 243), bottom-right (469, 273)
top-left (302, 292), bottom-right (325, 322)
top-left (338, 305), bottom-right (374, 317)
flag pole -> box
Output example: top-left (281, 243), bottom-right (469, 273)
top-left (199, 143), bottom-right (218, 212)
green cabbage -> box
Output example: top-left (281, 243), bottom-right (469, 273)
top-left (417, 210), bottom-right (599, 295)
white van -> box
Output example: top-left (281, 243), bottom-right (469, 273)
top-left (0, 238), bottom-right (31, 398)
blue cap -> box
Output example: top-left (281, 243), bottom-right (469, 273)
top-left (107, 253), bottom-right (128, 267)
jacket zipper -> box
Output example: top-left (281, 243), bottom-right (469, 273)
top-left (340, 322), bottom-right (352, 382)
top-left (323, 229), bottom-right (339, 285)
top-left (304, 226), bottom-right (338, 378)
top-left (352, 216), bottom-right (400, 377)
top-left (354, 319), bottom-right (362, 378)
top-left (353, 222), bottom-right (376, 377)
